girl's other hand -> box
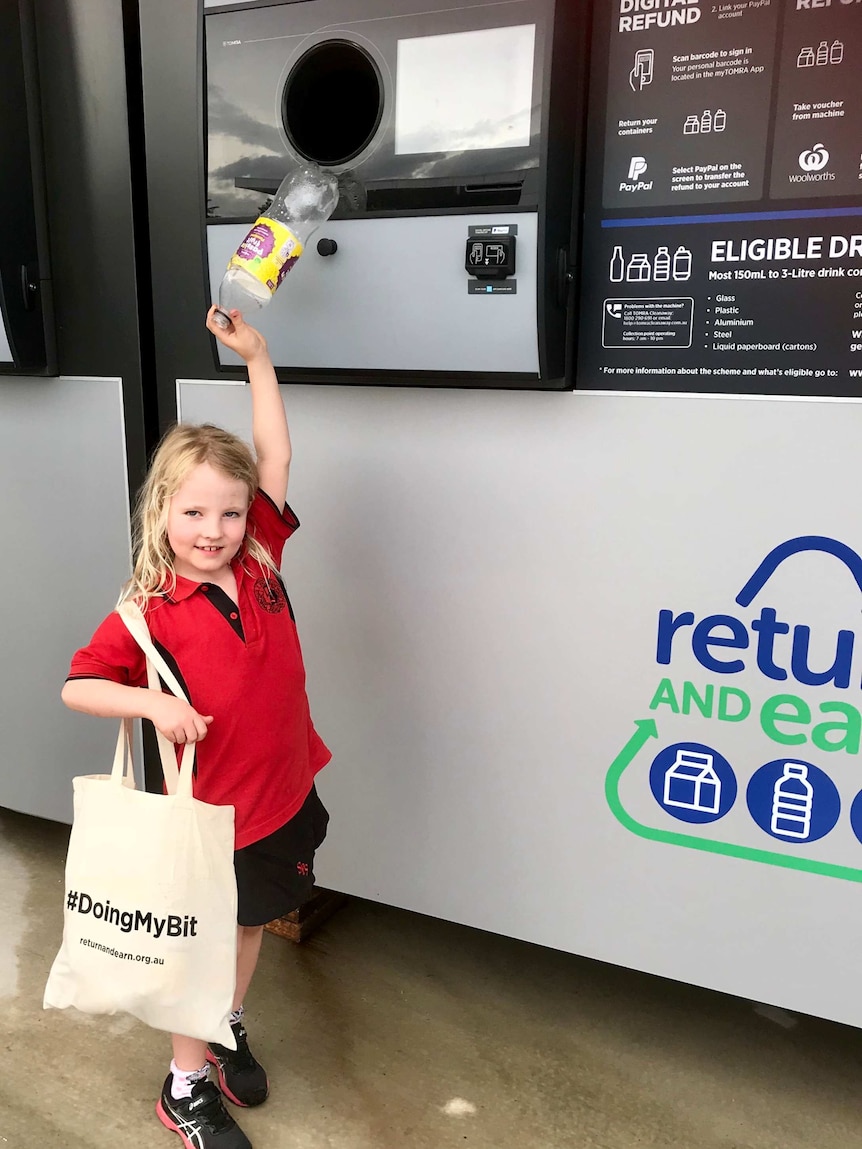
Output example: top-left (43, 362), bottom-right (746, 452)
top-left (148, 694), bottom-right (214, 744)
top-left (206, 305), bottom-right (269, 364)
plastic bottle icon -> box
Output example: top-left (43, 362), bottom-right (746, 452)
top-left (672, 246), bottom-right (692, 281)
top-left (700, 109), bottom-right (713, 133)
top-left (797, 46), bottom-right (815, 68)
top-left (609, 245), bottom-right (625, 283)
top-left (815, 40), bottom-right (829, 65)
top-left (653, 246), bottom-right (671, 281)
top-left (713, 109), bottom-right (727, 133)
top-left (770, 763), bottom-right (813, 839)
top-left (684, 115), bottom-right (700, 135)
top-left (830, 40), bottom-right (844, 65)
top-left (626, 253), bottom-right (651, 282)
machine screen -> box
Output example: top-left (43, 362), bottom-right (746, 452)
top-left (394, 25), bottom-right (536, 156)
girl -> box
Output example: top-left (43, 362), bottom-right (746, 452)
top-left (61, 307), bottom-right (331, 1149)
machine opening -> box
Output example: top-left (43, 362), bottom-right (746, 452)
top-left (283, 41), bottom-right (383, 165)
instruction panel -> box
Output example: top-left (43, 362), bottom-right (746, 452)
top-left (578, 0), bottom-right (862, 395)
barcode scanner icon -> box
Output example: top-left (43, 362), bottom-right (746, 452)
top-left (630, 48), bottom-right (655, 92)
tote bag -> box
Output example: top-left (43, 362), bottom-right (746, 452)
top-left (44, 600), bottom-right (237, 1047)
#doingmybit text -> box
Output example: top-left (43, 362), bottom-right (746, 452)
top-left (65, 890), bottom-right (198, 938)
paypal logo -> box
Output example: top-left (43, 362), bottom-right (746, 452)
top-left (656, 538), bottom-right (861, 690)
top-left (620, 156), bottom-right (653, 193)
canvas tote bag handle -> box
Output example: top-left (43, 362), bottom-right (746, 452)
top-left (117, 600), bottom-right (195, 799)
top-left (110, 717), bottom-right (136, 788)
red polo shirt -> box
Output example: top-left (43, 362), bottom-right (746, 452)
top-left (67, 490), bottom-right (331, 849)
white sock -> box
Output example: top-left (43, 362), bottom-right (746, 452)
top-left (230, 1004), bottom-right (244, 1026)
top-left (170, 1059), bottom-right (209, 1100)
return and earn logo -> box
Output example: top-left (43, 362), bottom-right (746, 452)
top-left (605, 537), bottom-right (862, 883)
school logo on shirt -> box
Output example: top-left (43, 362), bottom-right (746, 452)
top-left (254, 576), bottom-right (287, 614)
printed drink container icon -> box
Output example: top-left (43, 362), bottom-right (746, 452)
top-left (213, 163), bottom-right (340, 330)
top-left (770, 763), bottom-right (813, 839)
top-left (664, 750), bottom-right (721, 814)
top-left (815, 40), bottom-right (829, 65)
top-left (797, 46), bottom-right (815, 67)
top-left (609, 245), bottom-right (625, 283)
top-left (626, 253), bottom-right (651, 282)
top-left (653, 246), bottom-right (671, 280)
top-left (672, 246), bottom-right (692, 280)
top-left (829, 40), bottom-right (844, 65)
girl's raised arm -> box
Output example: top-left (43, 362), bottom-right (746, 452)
top-left (205, 306), bottom-right (291, 507)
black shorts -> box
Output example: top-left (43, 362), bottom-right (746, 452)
top-left (234, 785), bottom-right (329, 927)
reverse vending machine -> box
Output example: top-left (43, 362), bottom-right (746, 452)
top-left (204, 0), bottom-right (587, 388)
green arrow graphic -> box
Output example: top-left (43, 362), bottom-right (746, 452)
top-left (605, 719), bottom-right (862, 883)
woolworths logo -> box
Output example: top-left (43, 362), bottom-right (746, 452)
top-left (790, 143), bottom-right (834, 183)
top-left (606, 537), bottom-right (862, 882)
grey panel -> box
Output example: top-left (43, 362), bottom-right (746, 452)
top-left (0, 316), bottom-right (11, 363)
top-left (207, 213), bottom-right (540, 373)
top-left (0, 376), bottom-right (134, 822)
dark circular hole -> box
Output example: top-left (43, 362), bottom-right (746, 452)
top-left (283, 40), bottom-right (383, 166)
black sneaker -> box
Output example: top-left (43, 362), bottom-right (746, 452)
top-left (207, 1020), bottom-right (269, 1107)
top-left (156, 1075), bottom-right (252, 1149)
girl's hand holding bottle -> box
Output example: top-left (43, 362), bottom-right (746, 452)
top-left (206, 305), bottom-right (269, 365)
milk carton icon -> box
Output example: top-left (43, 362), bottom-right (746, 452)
top-left (664, 750), bottom-right (721, 814)
top-left (797, 46), bottom-right (815, 68)
top-left (770, 763), bottom-right (813, 839)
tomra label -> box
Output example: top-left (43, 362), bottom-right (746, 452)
top-left (228, 217), bottom-right (303, 293)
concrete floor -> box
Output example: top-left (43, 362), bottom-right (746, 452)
top-left (3, 808), bottom-right (862, 1149)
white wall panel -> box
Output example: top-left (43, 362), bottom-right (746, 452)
top-left (179, 380), bottom-right (862, 1026)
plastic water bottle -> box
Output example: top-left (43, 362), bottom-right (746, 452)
top-left (213, 163), bottom-right (340, 329)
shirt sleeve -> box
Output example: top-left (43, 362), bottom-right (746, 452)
top-left (247, 489), bottom-right (300, 569)
top-left (66, 609), bottom-right (148, 687)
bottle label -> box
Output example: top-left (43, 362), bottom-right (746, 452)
top-left (228, 217), bottom-right (304, 295)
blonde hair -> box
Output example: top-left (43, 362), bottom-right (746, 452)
top-left (119, 423), bottom-right (277, 605)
